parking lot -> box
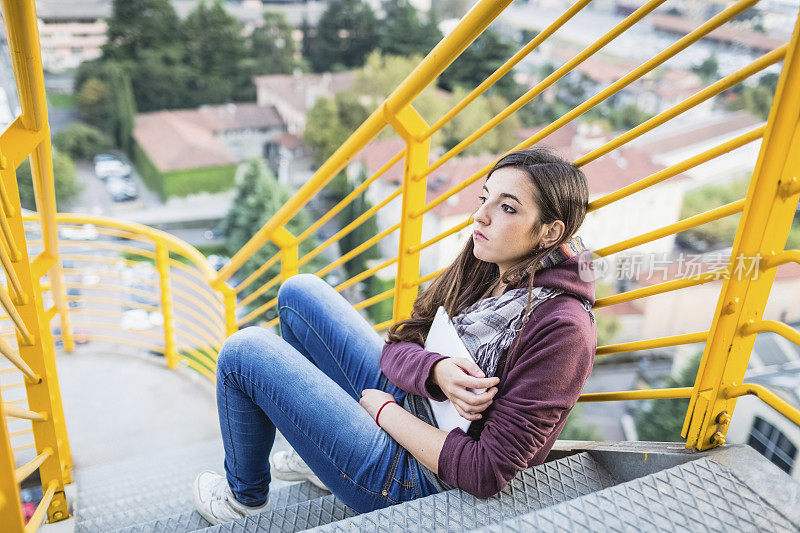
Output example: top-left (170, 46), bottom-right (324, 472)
top-left (70, 151), bottom-right (163, 217)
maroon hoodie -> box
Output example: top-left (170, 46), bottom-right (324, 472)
top-left (379, 254), bottom-right (597, 499)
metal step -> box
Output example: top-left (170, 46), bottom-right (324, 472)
top-left (208, 451), bottom-right (616, 533)
top-left (472, 456), bottom-right (796, 532)
top-left (108, 483), bottom-right (331, 533)
top-left (198, 493), bottom-right (357, 533)
top-left (73, 437), bottom-right (330, 532)
top-left (74, 440), bottom-right (225, 531)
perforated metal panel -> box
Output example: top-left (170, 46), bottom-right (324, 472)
top-left (308, 452), bottom-right (617, 533)
top-left (204, 494), bottom-right (357, 533)
top-left (475, 458), bottom-right (796, 533)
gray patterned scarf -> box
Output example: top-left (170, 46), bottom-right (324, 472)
top-left (451, 285), bottom-right (568, 379)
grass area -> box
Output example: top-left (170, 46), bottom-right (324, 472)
top-left (120, 250), bottom-right (193, 266)
top-left (163, 164), bottom-right (237, 198)
top-left (47, 92), bottom-right (76, 109)
top-left (195, 243), bottom-right (229, 257)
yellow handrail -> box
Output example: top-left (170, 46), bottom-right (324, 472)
top-left (1, 0), bottom-right (800, 530)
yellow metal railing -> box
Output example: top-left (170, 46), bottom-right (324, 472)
top-left (1, 0), bottom-right (800, 529)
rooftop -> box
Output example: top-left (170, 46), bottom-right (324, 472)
top-left (133, 103), bottom-right (284, 172)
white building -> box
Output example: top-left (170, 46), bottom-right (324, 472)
top-left (726, 324), bottom-right (800, 482)
top-left (35, 0), bottom-right (111, 72)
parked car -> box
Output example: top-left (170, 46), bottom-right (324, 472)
top-left (67, 287), bottom-right (81, 308)
top-left (59, 223), bottom-right (98, 241)
top-left (105, 175), bottom-right (138, 202)
top-left (120, 309), bottom-right (163, 330)
top-left (52, 326), bottom-right (90, 347)
top-left (93, 154), bottom-right (131, 180)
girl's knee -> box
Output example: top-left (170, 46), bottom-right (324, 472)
top-left (277, 273), bottom-right (327, 307)
top-left (217, 326), bottom-right (269, 374)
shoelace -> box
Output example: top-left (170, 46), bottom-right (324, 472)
top-left (210, 477), bottom-right (231, 503)
top-left (276, 451), bottom-right (307, 471)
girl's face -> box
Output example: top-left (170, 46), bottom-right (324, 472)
top-left (471, 167), bottom-right (543, 276)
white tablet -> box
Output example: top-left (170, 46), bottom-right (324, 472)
top-left (424, 306), bottom-right (486, 432)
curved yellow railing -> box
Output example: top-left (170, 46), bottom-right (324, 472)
top-left (1, 0), bottom-right (800, 529)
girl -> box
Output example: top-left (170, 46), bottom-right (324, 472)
top-left (193, 147), bottom-right (597, 525)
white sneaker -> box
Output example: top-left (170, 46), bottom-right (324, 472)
top-left (192, 470), bottom-right (270, 526)
top-left (270, 450), bottom-right (328, 490)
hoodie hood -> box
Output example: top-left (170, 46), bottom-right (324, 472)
top-left (508, 249), bottom-right (596, 306)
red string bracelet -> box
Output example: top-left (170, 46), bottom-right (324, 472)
top-left (375, 399), bottom-right (397, 427)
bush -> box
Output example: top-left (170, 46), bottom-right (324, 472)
top-left (365, 276), bottom-right (395, 325)
top-left (15, 150), bottom-right (83, 210)
top-left (52, 123), bottom-right (114, 159)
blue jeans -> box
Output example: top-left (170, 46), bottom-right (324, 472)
top-left (215, 273), bottom-right (441, 513)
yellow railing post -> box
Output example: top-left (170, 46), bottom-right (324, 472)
top-left (1, 0), bottom-right (73, 354)
top-left (0, 390), bottom-right (26, 532)
top-left (156, 244), bottom-right (178, 369)
top-left (0, 161), bottom-right (70, 526)
top-left (273, 227), bottom-right (299, 282)
top-left (682, 11), bottom-right (800, 450)
top-left (218, 284), bottom-right (238, 338)
top-left (388, 105), bottom-right (431, 321)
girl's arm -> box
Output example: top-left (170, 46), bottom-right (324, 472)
top-left (359, 389), bottom-right (447, 473)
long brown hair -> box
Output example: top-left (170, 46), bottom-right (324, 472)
top-left (386, 147), bottom-right (589, 350)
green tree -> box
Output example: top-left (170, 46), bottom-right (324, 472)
top-left (559, 404), bottom-right (603, 441)
top-left (594, 282), bottom-right (621, 348)
top-left (76, 76), bottom-right (112, 129)
top-left (129, 49), bottom-right (192, 111)
top-left (379, 0), bottom-right (441, 58)
top-left (728, 84), bottom-right (774, 121)
top-left (75, 62), bottom-right (137, 153)
top-left (436, 30), bottom-right (524, 102)
top-left (248, 12), bottom-right (301, 76)
top-left (335, 169), bottom-right (382, 281)
top-left (589, 103), bottom-right (653, 132)
top-left (102, 0), bottom-right (181, 62)
top-left (303, 93), bottom-right (370, 165)
top-left (354, 52), bottom-right (517, 154)
top-left (303, 0), bottom-right (379, 72)
top-left (16, 150), bottom-right (83, 210)
top-left (183, 1), bottom-right (251, 102)
top-left (634, 353), bottom-right (702, 442)
top-left (677, 178), bottom-right (749, 251)
top-left (219, 159), bottom-right (322, 323)
top-left (692, 54), bottom-right (719, 82)
top-left (52, 123), bottom-right (114, 159)
top-left (441, 87), bottom-right (521, 156)
top-left (355, 52), bottom-right (449, 127)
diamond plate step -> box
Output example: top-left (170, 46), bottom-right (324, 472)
top-left (76, 439), bottom-right (224, 508)
top-left (108, 482), bottom-right (331, 533)
top-left (474, 457), bottom-right (797, 532)
top-left (74, 440), bottom-right (225, 531)
top-left (304, 452), bottom-right (616, 532)
top-left (198, 493), bottom-right (357, 533)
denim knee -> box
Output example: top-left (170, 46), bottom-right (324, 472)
top-left (216, 326), bottom-right (265, 378)
top-left (277, 273), bottom-right (326, 309)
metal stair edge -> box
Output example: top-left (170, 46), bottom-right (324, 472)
top-left (303, 451), bottom-right (618, 533)
top-left (470, 455), bottom-right (798, 532)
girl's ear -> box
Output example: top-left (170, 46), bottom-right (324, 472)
top-left (541, 220), bottom-right (566, 247)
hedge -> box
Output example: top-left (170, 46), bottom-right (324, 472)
top-left (132, 140), bottom-right (237, 199)
top-left (132, 141), bottom-right (165, 199)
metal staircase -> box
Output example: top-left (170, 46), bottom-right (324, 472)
top-left (66, 439), bottom-right (799, 532)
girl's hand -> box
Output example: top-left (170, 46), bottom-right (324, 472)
top-left (359, 389), bottom-right (397, 422)
top-left (431, 358), bottom-right (500, 421)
